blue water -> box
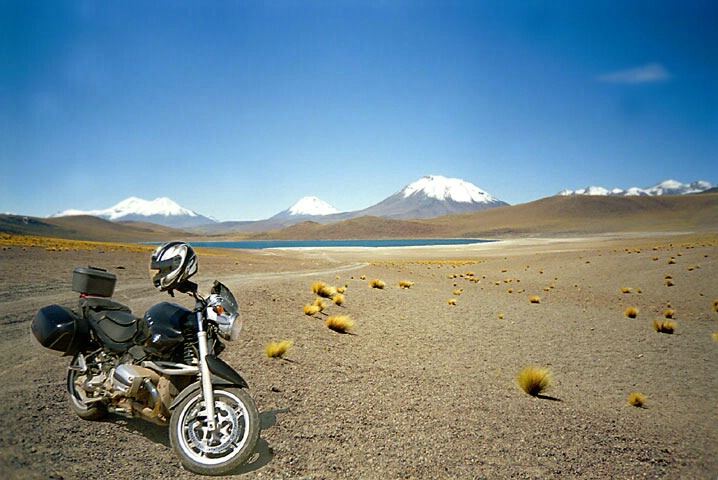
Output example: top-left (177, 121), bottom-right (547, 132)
top-left (182, 239), bottom-right (492, 250)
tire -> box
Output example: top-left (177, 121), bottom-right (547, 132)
top-left (66, 355), bottom-right (107, 421)
top-left (169, 386), bottom-right (260, 476)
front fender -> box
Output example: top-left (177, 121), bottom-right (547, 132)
top-left (169, 357), bottom-right (250, 411)
top-left (170, 374), bottom-right (249, 412)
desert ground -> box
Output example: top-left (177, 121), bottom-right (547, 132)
top-left (0, 233), bottom-right (716, 479)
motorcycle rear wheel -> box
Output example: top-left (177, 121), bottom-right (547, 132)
top-left (170, 386), bottom-right (260, 476)
top-left (66, 354), bottom-right (107, 421)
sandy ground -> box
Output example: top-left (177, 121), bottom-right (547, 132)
top-left (0, 233), bottom-right (716, 479)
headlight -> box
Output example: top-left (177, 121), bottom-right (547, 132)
top-left (216, 312), bottom-right (243, 341)
top-left (207, 284), bottom-right (242, 341)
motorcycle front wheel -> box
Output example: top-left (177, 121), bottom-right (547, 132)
top-left (169, 386), bottom-right (260, 476)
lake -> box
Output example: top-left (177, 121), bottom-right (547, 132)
top-left (183, 239), bottom-right (493, 250)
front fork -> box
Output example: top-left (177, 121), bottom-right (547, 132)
top-left (196, 312), bottom-right (217, 430)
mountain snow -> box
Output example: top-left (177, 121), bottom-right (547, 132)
top-left (54, 197), bottom-right (200, 220)
top-left (558, 180), bottom-right (713, 197)
top-left (401, 175), bottom-right (500, 204)
top-left (287, 196), bottom-right (339, 216)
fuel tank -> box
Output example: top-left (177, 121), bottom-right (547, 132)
top-left (143, 302), bottom-right (194, 358)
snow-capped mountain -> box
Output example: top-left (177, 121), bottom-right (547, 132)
top-left (53, 197), bottom-right (216, 229)
top-left (271, 196), bottom-right (339, 220)
top-left (558, 180), bottom-right (713, 197)
top-left (354, 175), bottom-right (508, 220)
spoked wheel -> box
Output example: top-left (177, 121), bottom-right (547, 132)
top-left (170, 386), bottom-right (260, 476)
top-left (66, 354), bottom-right (107, 421)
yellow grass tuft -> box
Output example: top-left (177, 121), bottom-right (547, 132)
top-left (369, 279), bottom-right (386, 289)
top-left (712, 333), bottom-right (718, 342)
top-left (265, 340), bottom-right (293, 358)
top-left (624, 307), bottom-right (639, 319)
top-left (313, 297), bottom-right (327, 311)
top-left (713, 300), bottom-right (718, 313)
top-left (628, 392), bottom-right (646, 408)
top-left (621, 287), bottom-right (632, 294)
top-left (517, 366), bottom-right (552, 396)
top-left (333, 294), bottom-right (345, 306)
top-left (318, 285), bottom-right (337, 298)
top-left (498, 313), bottom-right (504, 320)
top-left (452, 289), bottom-right (462, 296)
top-left (398, 280), bottom-right (415, 289)
top-left (529, 296), bottom-right (541, 304)
top-left (653, 320), bottom-right (676, 334)
top-left (663, 309), bottom-right (675, 319)
top-left (326, 315), bottom-right (353, 333)
top-left (665, 279), bottom-right (675, 287)
top-left (447, 298), bottom-right (457, 306)
top-left (303, 304), bottom-right (321, 316)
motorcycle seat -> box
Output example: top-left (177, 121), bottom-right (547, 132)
top-left (81, 298), bottom-right (148, 353)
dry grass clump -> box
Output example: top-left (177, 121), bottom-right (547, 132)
top-left (447, 298), bottom-right (457, 306)
top-left (621, 287), bottom-right (632, 294)
top-left (663, 309), bottom-right (675, 319)
top-left (312, 281), bottom-right (337, 298)
top-left (624, 307), bottom-right (639, 318)
top-left (369, 279), bottom-right (386, 289)
top-left (398, 280), bottom-right (415, 289)
top-left (326, 315), bottom-right (353, 333)
top-left (303, 304), bottom-right (321, 316)
top-left (713, 300), bottom-right (718, 313)
top-left (653, 320), bottom-right (676, 334)
top-left (265, 340), bottom-right (293, 358)
top-left (529, 296), bottom-right (541, 304)
top-left (517, 366), bottom-right (552, 396)
top-left (665, 279), bottom-right (675, 287)
top-left (712, 333), bottom-right (718, 342)
top-left (332, 294), bottom-right (345, 306)
top-left (628, 392), bottom-right (646, 408)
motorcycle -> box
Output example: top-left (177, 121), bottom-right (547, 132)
top-left (30, 242), bottom-right (260, 476)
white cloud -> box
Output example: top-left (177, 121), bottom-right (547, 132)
top-left (597, 63), bottom-right (671, 84)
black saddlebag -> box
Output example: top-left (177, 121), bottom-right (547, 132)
top-left (82, 298), bottom-right (148, 353)
top-left (32, 305), bottom-right (88, 356)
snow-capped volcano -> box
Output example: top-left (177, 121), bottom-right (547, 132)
top-left (356, 175), bottom-right (508, 220)
top-left (402, 175), bottom-right (502, 204)
top-left (271, 196), bottom-right (339, 220)
top-left (558, 180), bottom-right (713, 197)
top-left (53, 197), bottom-right (216, 229)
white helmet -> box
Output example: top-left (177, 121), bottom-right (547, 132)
top-left (150, 241), bottom-right (198, 292)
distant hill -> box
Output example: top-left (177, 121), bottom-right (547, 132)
top-left (4, 194), bottom-right (716, 242)
top-left (0, 214), bottom-right (190, 243)
top-left (52, 197), bottom-right (216, 229)
top-left (557, 179), bottom-right (713, 197)
top-left (351, 175), bottom-right (508, 220)
top-left (245, 194), bottom-right (718, 240)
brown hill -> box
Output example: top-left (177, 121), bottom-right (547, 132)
top-left (428, 193), bottom-right (718, 238)
top-left (3, 194), bottom-right (717, 242)
top-left (247, 194), bottom-right (718, 240)
top-left (0, 214), bottom-right (189, 242)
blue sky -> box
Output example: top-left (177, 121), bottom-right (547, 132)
top-left (2, 1), bottom-right (716, 221)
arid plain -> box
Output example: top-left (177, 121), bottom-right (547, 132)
top-left (0, 230), bottom-right (716, 479)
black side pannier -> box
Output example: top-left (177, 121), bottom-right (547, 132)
top-left (32, 305), bottom-right (88, 356)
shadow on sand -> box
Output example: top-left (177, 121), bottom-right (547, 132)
top-left (103, 408), bottom-right (290, 476)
